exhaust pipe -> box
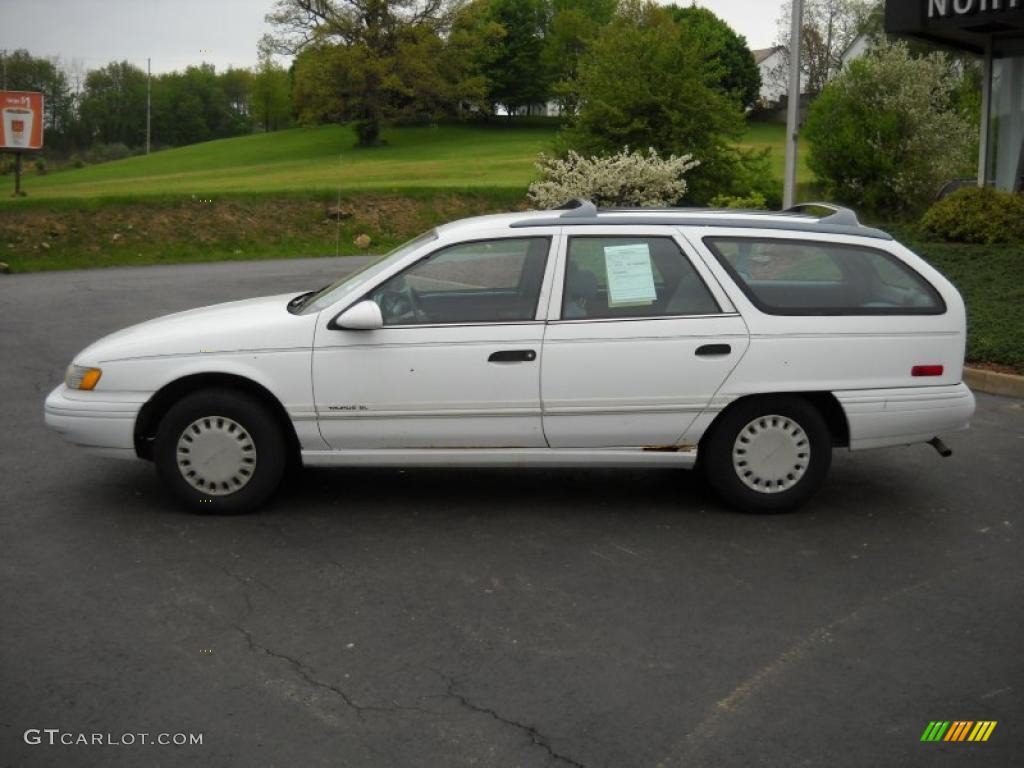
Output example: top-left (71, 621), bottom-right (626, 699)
top-left (928, 437), bottom-right (953, 458)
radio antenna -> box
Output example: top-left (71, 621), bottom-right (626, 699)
top-left (335, 153), bottom-right (343, 260)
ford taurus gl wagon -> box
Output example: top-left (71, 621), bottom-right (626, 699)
top-left (45, 200), bottom-right (976, 513)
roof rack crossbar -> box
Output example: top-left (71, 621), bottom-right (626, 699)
top-left (784, 202), bottom-right (861, 228)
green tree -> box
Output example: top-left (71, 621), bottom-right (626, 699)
top-left (291, 26), bottom-right (463, 140)
top-left (446, 0), bottom-right (506, 117)
top-left (78, 61), bottom-right (148, 146)
top-left (562, 0), bottom-right (768, 204)
top-left (149, 64), bottom-right (245, 146)
top-left (220, 66), bottom-right (256, 131)
top-left (666, 5), bottom-right (761, 110)
top-left (151, 72), bottom-right (205, 147)
top-left (252, 56), bottom-right (291, 131)
top-left (803, 41), bottom-right (974, 213)
top-left (542, 0), bottom-right (617, 115)
top-left (483, 0), bottom-right (552, 115)
top-left (263, 0), bottom-right (455, 145)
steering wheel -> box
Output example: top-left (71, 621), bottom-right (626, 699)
top-left (374, 282), bottom-right (424, 325)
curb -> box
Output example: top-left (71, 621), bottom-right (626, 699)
top-left (964, 367), bottom-right (1024, 399)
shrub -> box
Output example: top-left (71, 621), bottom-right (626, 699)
top-left (34, 156), bottom-right (47, 175)
top-left (709, 192), bottom-right (768, 210)
top-left (921, 187), bottom-right (1024, 245)
top-left (697, 147), bottom-right (781, 209)
top-left (803, 41), bottom-right (973, 214)
top-left (527, 147), bottom-right (700, 208)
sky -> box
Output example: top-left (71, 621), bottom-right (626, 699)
top-left (0, 0), bottom-right (786, 76)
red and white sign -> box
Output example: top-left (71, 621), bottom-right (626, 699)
top-left (0, 91), bottom-right (44, 151)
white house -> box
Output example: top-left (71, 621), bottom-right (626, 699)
top-left (752, 46), bottom-right (788, 106)
top-left (841, 33), bottom-right (871, 68)
top-left (753, 37), bottom-right (872, 110)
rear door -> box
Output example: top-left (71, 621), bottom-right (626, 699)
top-left (540, 227), bottom-right (749, 448)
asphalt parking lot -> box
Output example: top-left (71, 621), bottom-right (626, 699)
top-left (1, 258), bottom-right (1021, 768)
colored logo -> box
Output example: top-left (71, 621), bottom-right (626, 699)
top-left (921, 721), bottom-right (997, 742)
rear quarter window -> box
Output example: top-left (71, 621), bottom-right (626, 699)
top-left (704, 237), bottom-right (946, 316)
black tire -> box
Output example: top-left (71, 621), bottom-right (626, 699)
top-left (701, 395), bottom-right (831, 513)
top-left (154, 388), bottom-right (287, 514)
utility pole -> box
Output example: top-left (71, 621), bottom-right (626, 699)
top-left (783, 0), bottom-right (804, 210)
top-left (146, 57), bottom-right (151, 154)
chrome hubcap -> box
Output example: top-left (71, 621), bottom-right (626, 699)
top-left (176, 416), bottom-right (257, 496)
top-left (732, 415), bottom-right (809, 494)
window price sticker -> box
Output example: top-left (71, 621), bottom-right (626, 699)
top-left (605, 243), bottom-right (657, 306)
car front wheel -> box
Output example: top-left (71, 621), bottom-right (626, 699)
top-left (154, 388), bottom-right (287, 514)
top-left (701, 396), bottom-right (832, 513)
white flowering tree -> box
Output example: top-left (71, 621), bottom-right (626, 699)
top-left (527, 147), bottom-right (700, 209)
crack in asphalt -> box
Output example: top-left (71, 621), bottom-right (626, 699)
top-left (431, 670), bottom-right (586, 768)
top-left (217, 565), bottom-right (256, 620)
top-left (220, 561), bottom-right (583, 765)
top-left (232, 624), bottom-right (432, 721)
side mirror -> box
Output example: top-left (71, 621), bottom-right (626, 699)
top-left (333, 300), bottom-right (384, 330)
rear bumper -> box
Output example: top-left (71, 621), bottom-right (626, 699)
top-left (835, 383), bottom-right (976, 451)
top-left (44, 385), bottom-right (143, 459)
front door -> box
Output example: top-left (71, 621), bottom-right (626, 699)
top-left (313, 234), bottom-right (556, 449)
top-left (541, 230), bottom-right (749, 448)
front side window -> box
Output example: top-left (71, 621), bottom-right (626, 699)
top-left (369, 237), bottom-right (551, 325)
top-left (704, 237), bottom-right (945, 315)
top-left (562, 236), bottom-right (720, 320)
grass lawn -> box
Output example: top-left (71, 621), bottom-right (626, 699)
top-left (1, 120), bottom-right (807, 203)
top-left (2, 122), bottom-right (559, 201)
top-left (736, 121), bottom-right (814, 186)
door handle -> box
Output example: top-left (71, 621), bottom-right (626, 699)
top-left (695, 344), bottom-right (732, 357)
top-left (488, 349), bottom-right (537, 363)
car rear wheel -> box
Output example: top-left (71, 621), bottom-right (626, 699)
top-left (154, 388), bottom-right (286, 514)
top-left (701, 396), bottom-right (831, 513)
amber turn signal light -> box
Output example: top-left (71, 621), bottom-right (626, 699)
top-left (65, 365), bottom-right (103, 390)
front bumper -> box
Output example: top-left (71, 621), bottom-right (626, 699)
top-left (44, 385), bottom-right (144, 459)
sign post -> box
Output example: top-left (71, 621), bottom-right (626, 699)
top-left (0, 90), bottom-right (44, 197)
top-left (14, 152), bottom-right (23, 196)
top-left (783, 0), bottom-right (804, 210)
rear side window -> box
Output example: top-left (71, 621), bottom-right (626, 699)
top-left (562, 236), bottom-right (720, 320)
top-left (704, 237), bottom-right (945, 315)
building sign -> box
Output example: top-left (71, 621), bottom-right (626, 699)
top-left (886, 0), bottom-right (1024, 54)
top-left (0, 91), bottom-right (44, 151)
top-left (929, 0), bottom-right (1021, 18)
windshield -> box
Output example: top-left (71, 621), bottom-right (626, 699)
top-left (299, 229), bottom-right (439, 314)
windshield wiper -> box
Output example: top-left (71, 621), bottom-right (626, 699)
top-left (287, 284), bottom-right (331, 314)
top-left (287, 290), bottom-right (315, 313)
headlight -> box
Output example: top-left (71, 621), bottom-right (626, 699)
top-left (65, 365), bottom-right (102, 390)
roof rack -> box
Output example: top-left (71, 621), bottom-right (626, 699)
top-left (553, 198), bottom-right (599, 217)
top-left (783, 202), bottom-right (861, 228)
top-left (510, 199), bottom-right (891, 240)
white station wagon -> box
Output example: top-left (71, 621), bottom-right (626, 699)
top-left (45, 200), bottom-right (975, 513)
